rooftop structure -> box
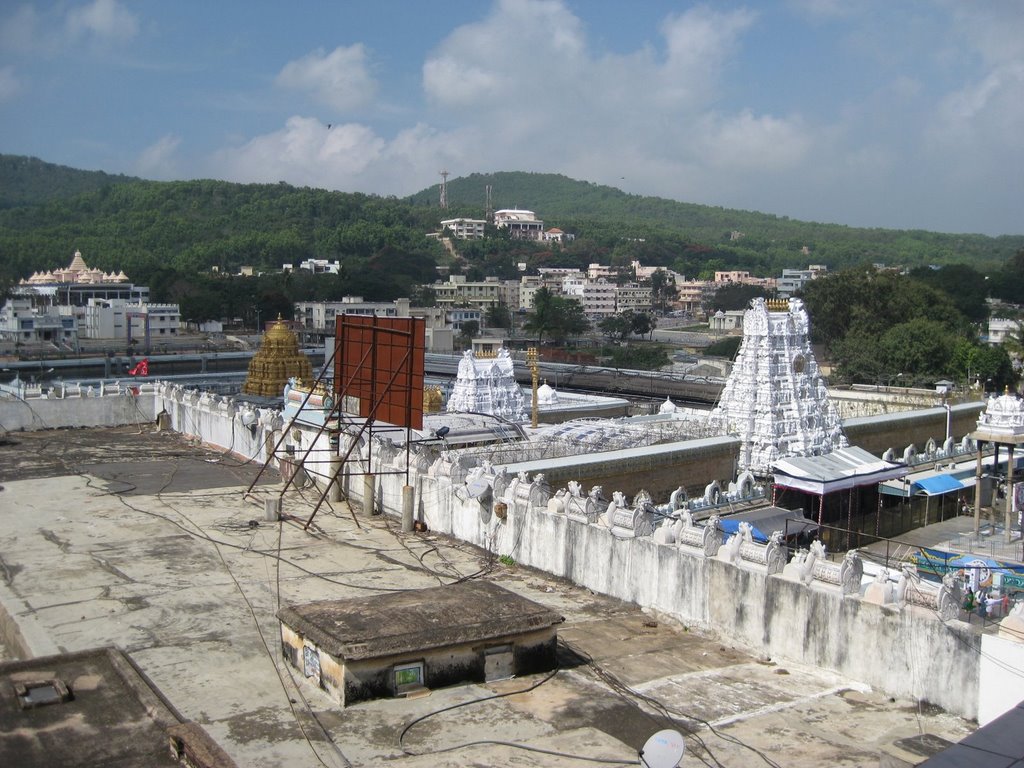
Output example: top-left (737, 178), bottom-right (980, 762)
top-left (278, 581), bottom-right (562, 706)
top-left (242, 317), bottom-right (313, 396)
top-left (708, 297), bottom-right (847, 475)
top-left (0, 646), bottom-right (236, 767)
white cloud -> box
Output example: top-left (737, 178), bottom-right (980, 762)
top-left (136, 134), bottom-right (181, 179)
top-left (1, 1), bottom-right (137, 55)
top-left (65, 0), bottom-right (138, 42)
top-left (212, 1), bottom-right (814, 208)
top-left (275, 44), bottom-right (376, 112)
top-left (0, 65), bottom-right (21, 102)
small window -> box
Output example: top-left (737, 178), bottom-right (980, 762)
top-left (393, 662), bottom-right (424, 693)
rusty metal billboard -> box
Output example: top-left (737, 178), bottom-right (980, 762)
top-left (334, 315), bottom-right (425, 430)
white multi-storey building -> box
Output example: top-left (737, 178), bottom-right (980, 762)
top-left (294, 298), bottom-right (412, 330)
top-left (493, 209), bottom-right (544, 240)
top-left (0, 298), bottom-right (77, 346)
top-left (78, 299), bottom-right (180, 341)
top-left (562, 277), bottom-right (616, 319)
top-left (440, 218), bottom-right (487, 240)
top-left (776, 265), bottom-right (827, 298)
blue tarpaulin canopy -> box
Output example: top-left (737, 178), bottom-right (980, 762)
top-left (911, 474), bottom-right (965, 496)
top-left (719, 507), bottom-right (818, 543)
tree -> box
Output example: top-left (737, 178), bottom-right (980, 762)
top-left (485, 302), bottom-right (512, 329)
top-left (523, 288), bottom-right (589, 343)
top-left (599, 312), bottom-right (634, 342)
top-left (710, 283), bottom-right (768, 312)
top-left (457, 320), bottom-right (479, 349)
top-left (649, 268), bottom-right (677, 313)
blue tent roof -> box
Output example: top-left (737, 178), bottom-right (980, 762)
top-left (719, 508), bottom-right (817, 543)
top-left (912, 474), bottom-right (965, 496)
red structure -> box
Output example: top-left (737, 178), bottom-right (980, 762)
top-left (334, 315), bottom-right (426, 430)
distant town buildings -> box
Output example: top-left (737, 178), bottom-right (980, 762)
top-left (2, 250), bottom-right (179, 347)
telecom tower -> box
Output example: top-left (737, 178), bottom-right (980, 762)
top-left (485, 184), bottom-right (493, 223)
top-left (439, 170), bottom-right (449, 210)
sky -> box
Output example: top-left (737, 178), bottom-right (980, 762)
top-left (1, 0), bottom-right (1022, 236)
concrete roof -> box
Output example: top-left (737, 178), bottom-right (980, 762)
top-left (279, 580), bottom-right (563, 661)
top-left (0, 646), bottom-right (230, 767)
top-left (0, 426), bottom-right (978, 767)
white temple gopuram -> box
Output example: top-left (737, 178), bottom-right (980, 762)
top-left (708, 297), bottom-right (847, 475)
top-left (446, 348), bottom-right (527, 422)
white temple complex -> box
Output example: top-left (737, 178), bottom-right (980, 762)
top-left (446, 348), bottom-right (527, 421)
top-left (708, 297), bottom-right (847, 475)
top-left (20, 249), bottom-right (129, 285)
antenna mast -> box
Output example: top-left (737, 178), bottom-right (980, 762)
top-left (485, 184), bottom-right (493, 223)
top-left (439, 170), bottom-right (449, 210)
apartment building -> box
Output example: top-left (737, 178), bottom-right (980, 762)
top-left (440, 218), bottom-right (487, 240)
top-left (433, 275), bottom-right (518, 311)
top-left (493, 209), bottom-right (545, 240)
top-left (615, 283), bottom-right (653, 313)
top-left (776, 265), bottom-right (827, 298)
top-left (294, 297), bottom-right (412, 330)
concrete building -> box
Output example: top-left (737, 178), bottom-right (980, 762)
top-left (278, 581), bottom-right (562, 707)
top-left (440, 217), bottom-right (487, 239)
top-left (493, 208), bottom-right (544, 240)
top-left (562, 276), bottom-right (616, 319)
top-left (79, 299), bottom-right (181, 341)
top-left (294, 297), bottom-right (412, 329)
top-left (776, 265), bottom-right (827, 298)
top-left (615, 282), bottom-right (653, 313)
top-left (0, 297), bottom-right (77, 346)
top-left (676, 279), bottom-right (713, 316)
top-left (988, 316), bottom-right (1022, 346)
top-left (285, 258), bottom-right (342, 274)
top-left (433, 275), bottom-right (517, 311)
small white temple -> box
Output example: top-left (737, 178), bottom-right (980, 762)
top-left (446, 348), bottom-right (527, 422)
top-left (708, 297), bottom-right (847, 476)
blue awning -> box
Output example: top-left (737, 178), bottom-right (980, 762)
top-left (719, 508), bottom-right (818, 543)
top-left (911, 474), bottom-right (965, 496)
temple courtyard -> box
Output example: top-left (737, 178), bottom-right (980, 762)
top-left (0, 426), bottom-right (974, 767)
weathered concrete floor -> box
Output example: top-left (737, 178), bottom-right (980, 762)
top-left (0, 427), bottom-right (974, 766)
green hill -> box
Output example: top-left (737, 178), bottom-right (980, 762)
top-left (408, 171), bottom-right (1024, 272)
top-left (0, 154), bottom-right (143, 209)
top-left (0, 156), bottom-right (1021, 298)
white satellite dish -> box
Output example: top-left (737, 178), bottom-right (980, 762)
top-left (466, 475), bottom-right (491, 500)
top-left (639, 729), bottom-right (685, 768)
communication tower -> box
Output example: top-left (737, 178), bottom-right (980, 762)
top-left (439, 170), bottom-right (449, 210)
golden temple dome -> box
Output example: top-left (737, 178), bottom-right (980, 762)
top-left (242, 316), bottom-right (313, 397)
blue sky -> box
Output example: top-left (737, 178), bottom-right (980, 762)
top-left (2, 0), bottom-right (1022, 236)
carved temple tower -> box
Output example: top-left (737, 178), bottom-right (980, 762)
top-left (242, 317), bottom-right (314, 397)
top-left (708, 297), bottom-right (846, 476)
top-left (446, 348), bottom-right (526, 421)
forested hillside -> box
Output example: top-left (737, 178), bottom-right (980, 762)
top-left (0, 154), bottom-right (142, 209)
top-left (409, 171), bottom-right (1024, 274)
